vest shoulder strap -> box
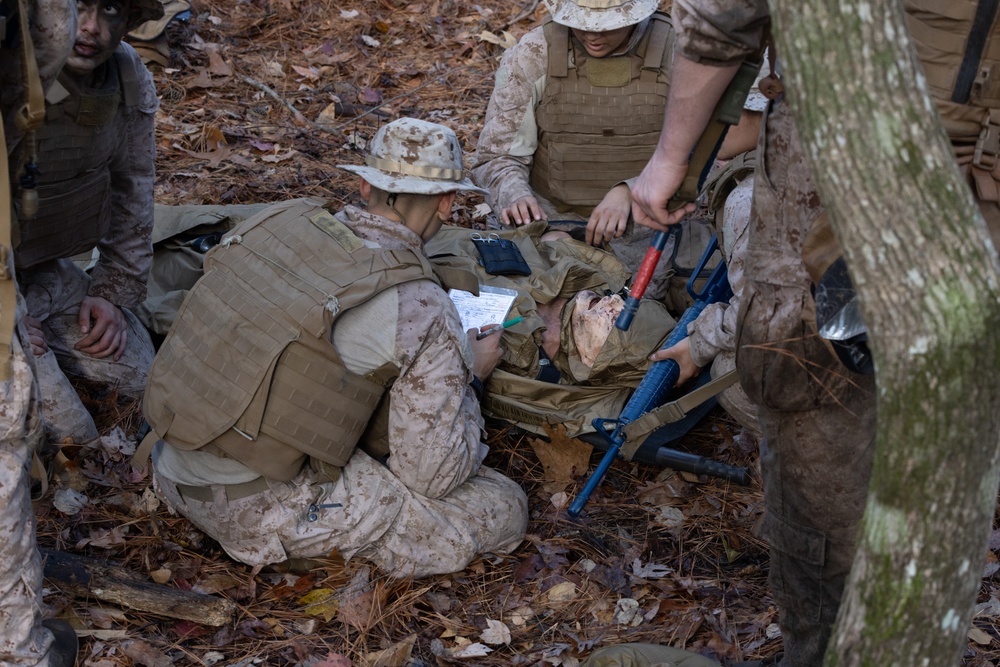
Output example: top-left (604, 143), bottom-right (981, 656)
top-left (642, 12), bottom-right (674, 73)
top-left (543, 19), bottom-right (569, 79)
top-left (113, 44), bottom-right (143, 107)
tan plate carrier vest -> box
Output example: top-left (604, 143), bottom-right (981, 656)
top-left (531, 12), bottom-right (674, 214)
top-left (12, 44), bottom-right (143, 268)
top-left (143, 199), bottom-right (438, 481)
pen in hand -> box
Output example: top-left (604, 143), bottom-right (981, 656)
top-left (475, 316), bottom-right (524, 340)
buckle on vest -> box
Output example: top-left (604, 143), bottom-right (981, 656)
top-left (974, 115), bottom-right (1000, 169)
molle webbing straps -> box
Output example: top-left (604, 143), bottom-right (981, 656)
top-left (545, 19), bottom-right (569, 79)
top-left (953, 0), bottom-right (1000, 104)
top-left (115, 44), bottom-right (143, 107)
top-left (640, 15), bottom-right (672, 82)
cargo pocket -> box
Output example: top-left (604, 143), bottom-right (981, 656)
top-left (736, 282), bottom-right (851, 412)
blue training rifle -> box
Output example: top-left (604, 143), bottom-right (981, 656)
top-left (568, 237), bottom-right (749, 518)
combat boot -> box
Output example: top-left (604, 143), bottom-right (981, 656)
top-left (42, 619), bottom-right (78, 667)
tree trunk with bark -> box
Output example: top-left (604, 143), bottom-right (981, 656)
top-left (767, 0), bottom-right (1000, 665)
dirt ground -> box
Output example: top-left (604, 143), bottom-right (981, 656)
top-left (33, 1), bottom-right (1000, 665)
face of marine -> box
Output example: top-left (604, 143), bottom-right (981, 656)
top-left (571, 290), bottom-right (626, 367)
top-left (570, 25), bottom-right (634, 58)
top-left (64, 0), bottom-right (130, 76)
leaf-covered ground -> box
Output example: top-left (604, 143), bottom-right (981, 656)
top-left (34, 1), bottom-right (1000, 665)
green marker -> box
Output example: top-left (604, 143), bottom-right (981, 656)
top-left (476, 316), bottom-right (524, 340)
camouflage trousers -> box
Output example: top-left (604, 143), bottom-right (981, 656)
top-left (736, 100), bottom-right (877, 667)
top-left (153, 447), bottom-right (528, 579)
top-left (0, 295), bottom-right (57, 666)
top-left (20, 259), bottom-right (155, 444)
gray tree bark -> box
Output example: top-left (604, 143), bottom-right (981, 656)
top-left (767, 0), bottom-right (1000, 665)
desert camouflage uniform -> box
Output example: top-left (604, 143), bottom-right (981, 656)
top-left (153, 207), bottom-right (528, 578)
top-left (674, 1), bottom-right (876, 665)
top-left (0, 309), bottom-right (50, 666)
top-left (13, 42), bottom-right (157, 443)
top-left (1, 0), bottom-right (76, 662)
top-left (686, 173), bottom-right (759, 436)
top-left (473, 22), bottom-right (689, 302)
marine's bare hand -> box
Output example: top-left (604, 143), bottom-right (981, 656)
top-left (21, 315), bottom-right (48, 356)
top-left (586, 183), bottom-right (631, 246)
top-left (501, 195), bottom-right (547, 226)
top-left (468, 326), bottom-right (504, 380)
top-left (76, 295), bottom-right (128, 360)
top-left (649, 336), bottom-right (702, 385)
top-left (631, 150), bottom-right (695, 231)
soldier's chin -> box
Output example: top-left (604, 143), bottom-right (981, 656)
top-left (63, 53), bottom-right (103, 75)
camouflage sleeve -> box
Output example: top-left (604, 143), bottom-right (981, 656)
top-left (687, 174), bottom-right (753, 366)
top-left (672, 0), bottom-right (771, 66)
top-left (386, 280), bottom-right (487, 500)
top-left (687, 298), bottom-right (737, 367)
top-left (471, 28), bottom-right (548, 211)
top-left (88, 44), bottom-right (155, 309)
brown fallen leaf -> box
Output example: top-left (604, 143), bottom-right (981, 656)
top-left (122, 639), bottom-right (173, 667)
top-left (187, 68), bottom-right (228, 89)
top-left (312, 652), bottom-right (352, 667)
top-left (337, 567), bottom-right (385, 631)
top-left (529, 423), bottom-right (593, 494)
top-left (206, 47), bottom-right (233, 76)
top-left (366, 633), bottom-right (417, 667)
top-left (192, 573), bottom-right (242, 595)
top-left (149, 568), bottom-right (172, 585)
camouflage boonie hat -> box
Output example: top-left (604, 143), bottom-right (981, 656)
top-left (128, 0), bottom-right (167, 32)
top-left (337, 118), bottom-right (488, 196)
top-left (544, 0), bottom-right (658, 32)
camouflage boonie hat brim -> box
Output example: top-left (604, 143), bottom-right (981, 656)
top-left (128, 0), bottom-right (167, 32)
top-left (337, 118), bottom-right (488, 196)
top-left (128, 0), bottom-right (189, 40)
top-left (545, 0), bottom-right (658, 32)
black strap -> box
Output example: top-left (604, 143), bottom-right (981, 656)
top-left (953, 0), bottom-right (1000, 104)
top-left (469, 375), bottom-right (485, 401)
top-left (534, 347), bottom-right (561, 384)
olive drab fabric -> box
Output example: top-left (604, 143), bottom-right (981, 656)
top-left (143, 199), bottom-right (438, 481)
top-left (426, 222), bottom-right (674, 437)
top-left (531, 13), bottom-right (673, 213)
top-left (137, 203), bottom-right (269, 335)
top-left (12, 44), bottom-right (144, 268)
